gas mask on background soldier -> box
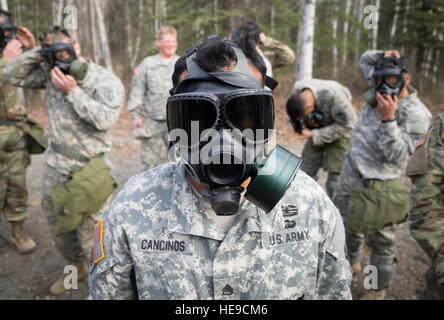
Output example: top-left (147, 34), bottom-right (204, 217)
top-left (167, 41), bottom-right (301, 215)
top-left (364, 56), bottom-right (408, 108)
top-left (40, 27), bottom-right (88, 81)
top-left (0, 15), bottom-right (17, 52)
top-left (290, 110), bottom-right (324, 134)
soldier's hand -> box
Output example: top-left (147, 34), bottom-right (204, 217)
top-left (16, 26), bottom-right (36, 49)
top-left (376, 92), bottom-right (398, 120)
top-left (51, 67), bottom-right (78, 94)
top-left (2, 40), bottom-right (23, 62)
top-left (384, 50), bottom-right (400, 58)
top-left (132, 118), bottom-right (143, 128)
top-left (295, 129), bottom-right (312, 140)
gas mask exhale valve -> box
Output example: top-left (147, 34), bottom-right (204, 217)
top-left (167, 40), bottom-right (302, 215)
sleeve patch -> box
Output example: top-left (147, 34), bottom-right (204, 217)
top-left (93, 219), bottom-right (105, 264)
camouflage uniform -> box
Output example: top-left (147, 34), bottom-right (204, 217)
top-left (3, 47), bottom-right (125, 262)
top-left (259, 36), bottom-right (296, 77)
top-left (0, 58), bottom-right (30, 224)
top-left (88, 161), bottom-right (352, 300)
top-left (406, 112), bottom-right (444, 300)
top-left (128, 54), bottom-right (179, 172)
top-left (292, 79), bottom-right (357, 197)
top-left (333, 50), bottom-right (432, 289)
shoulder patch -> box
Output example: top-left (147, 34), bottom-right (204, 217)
top-left (93, 219), bottom-right (105, 264)
top-left (415, 134), bottom-right (427, 149)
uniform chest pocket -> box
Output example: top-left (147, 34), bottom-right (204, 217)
top-left (253, 245), bottom-right (318, 300)
top-left (151, 253), bottom-right (212, 300)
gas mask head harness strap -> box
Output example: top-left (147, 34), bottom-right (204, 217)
top-left (0, 12), bottom-right (17, 52)
top-left (167, 38), bottom-right (301, 216)
top-left (39, 26), bottom-right (88, 81)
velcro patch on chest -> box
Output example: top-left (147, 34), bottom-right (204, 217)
top-left (263, 229), bottom-right (311, 248)
top-left (139, 239), bottom-right (190, 254)
top-left (93, 219), bottom-right (105, 264)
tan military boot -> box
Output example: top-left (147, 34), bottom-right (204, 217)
top-left (351, 262), bottom-right (362, 274)
top-left (8, 220), bottom-right (37, 254)
top-left (50, 260), bottom-right (89, 296)
top-left (359, 289), bottom-right (386, 300)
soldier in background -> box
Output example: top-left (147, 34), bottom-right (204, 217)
top-left (333, 50), bottom-right (432, 300)
top-left (3, 26), bottom-right (125, 296)
top-left (0, 10), bottom-right (37, 254)
top-left (406, 112), bottom-right (444, 300)
top-left (128, 26), bottom-right (179, 172)
top-left (231, 19), bottom-right (295, 78)
top-left (286, 79), bottom-right (357, 198)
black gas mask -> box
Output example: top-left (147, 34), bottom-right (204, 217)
top-left (364, 56), bottom-right (408, 108)
top-left (290, 110), bottom-right (324, 134)
top-left (167, 42), bottom-right (301, 216)
top-left (41, 41), bottom-right (88, 81)
top-left (0, 16), bottom-right (17, 52)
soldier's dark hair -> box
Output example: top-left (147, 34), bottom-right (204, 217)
top-left (171, 35), bottom-right (267, 89)
top-left (231, 19), bottom-right (262, 47)
top-left (0, 9), bottom-right (11, 20)
top-left (39, 26), bottom-right (73, 47)
top-left (286, 93), bottom-right (307, 122)
top-left (172, 55), bottom-right (187, 88)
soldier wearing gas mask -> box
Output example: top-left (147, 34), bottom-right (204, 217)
top-left (333, 50), bottom-right (432, 300)
top-left (286, 79), bottom-right (357, 198)
top-left (0, 10), bottom-right (41, 255)
top-left (89, 36), bottom-right (352, 300)
top-left (3, 26), bottom-right (125, 296)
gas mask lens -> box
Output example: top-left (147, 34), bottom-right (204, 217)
top-left (167, 89), bottom-right (274, 147)
top-left (373, 74), bottom-right (402, 88)
top-left (224, 91), bottom-right (274, 142)
top-left (167, 94), bottom-right (219, 146)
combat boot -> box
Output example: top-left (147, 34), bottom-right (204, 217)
top-left (50, 260), bottom-right (89, 296)
top-left (359, 289), bottom-right (386, 300)
top-left (8, 220), bottom-right (37, 254)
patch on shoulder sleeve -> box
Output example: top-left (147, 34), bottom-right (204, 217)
top-left (415, 134), bottom-right (427, 149)
top-left (93, 219), bottom-right (105, 264)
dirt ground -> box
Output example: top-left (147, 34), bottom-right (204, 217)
top-left (0, 77), bottom-right (435, 300)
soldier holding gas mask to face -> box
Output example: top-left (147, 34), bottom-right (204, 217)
top-left (333, 50), bottom-right (432, 300)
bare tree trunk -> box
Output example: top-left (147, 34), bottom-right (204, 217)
top-left (89, 0), bottom-right (101, 63)
top-left (125, 4), bottom-right (134, 60)
top-left (271, 4), bottom-right (275, 35)
top-left (214, 0), bottom-right (219, 34)
top-left (94, 0), bottom-right (113, 71)
top-left (1, 0), bottom-right (8, 11)
top-left (354, 0), bottom-right (364, 70)
top-left (389, 0), bottom-right (400, 47)
top-left (297, 0), bottom-right (316, 81)
top-left (332, 0), bottom-right (338, 78)
top-left (131, 0), bottom-right (144, 68)
top-left (341, 0), bottom-right (352, 67)
top-left (372, 0), bottom-right (381, 49)
top-left (400, 0), bottom-right (410, 53)
top-left (55, 0), bottom-right (64, 26)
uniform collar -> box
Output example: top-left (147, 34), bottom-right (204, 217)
top-left (167, 162), bottom-right (274, 240)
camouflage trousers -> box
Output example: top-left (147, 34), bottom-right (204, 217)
top-left (409, 174), bottom-right (444, 299)
top-left (0, 125), bottom-right (30, 223)
top-left (301, 137), bottom-right (350, 198)
top-left (139, 121), bottom-right (169, 172)
top-left (334, 155), bottom-right (397, 289)
top-left (41, 163), bottom-right (100, 262)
